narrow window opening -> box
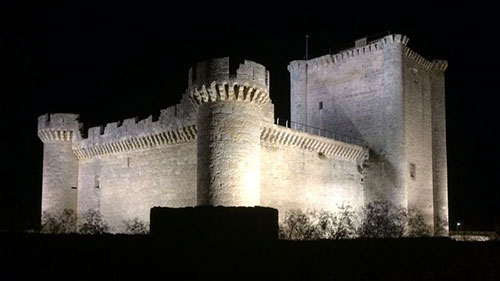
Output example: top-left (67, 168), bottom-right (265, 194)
top-left (94, 175), bottom-right (100, 189)
top-left (71, 186), bottom-right (77, 190)
top-left (410, 164), bottom-right (416, 180)
top-left (319, 101), bottom-right (323, 110)
top-left (127, 157), bottom-right (130, 168)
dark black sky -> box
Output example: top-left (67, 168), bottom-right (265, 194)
top-left (1, 2), bottom-right (498, 230)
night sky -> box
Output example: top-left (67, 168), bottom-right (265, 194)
top-left (1, 2), bottom-right (498, 231)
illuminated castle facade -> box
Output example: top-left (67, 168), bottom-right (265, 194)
top-left (38, 34), bottom-right (449, 235)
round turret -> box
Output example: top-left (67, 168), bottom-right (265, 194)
top-left (188, 57), bottom-right (270, 206)
top-left (38, 113), bottom-right (80, 227)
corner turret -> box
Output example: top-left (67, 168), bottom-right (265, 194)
top-left (38, 113), bottom-right (80, 229)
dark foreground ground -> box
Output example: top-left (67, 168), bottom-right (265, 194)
top-left (1, 233), bottom-right (499, 281)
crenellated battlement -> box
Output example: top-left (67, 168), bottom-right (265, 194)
top-left (292, 34), bottom-right (442, 74)
top-left (75, 102), bottom-right (196, 156)
top-left (187, 57), bottom-right (270, 107)
top-left (261, 124), bottom-right (368, 162)
top-left (298, 34), bottom-right (408, 69)
top-left (188, 81), bottom-right (270, 106)
top-left (404, 46), bottom-right (433, 70)
top-left (188, 57), bottom-right (270, 92)
top-left (38, 113), bottom-right (81, 142)
top-left (431, 59), bottom-right (448, 72)
top-left (74, 124), bottom-right (197, 159)
top-left (38, 97), bottom-right (197, 156)
top-left (287, 60), bottom-right (307, 72)
top-left (379, 34), bottom-right (409, 46)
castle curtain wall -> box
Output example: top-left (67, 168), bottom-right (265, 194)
top-left (77, 142), bottom-right (197, 232)
top-left (260, 143), bottom-right (365, 217)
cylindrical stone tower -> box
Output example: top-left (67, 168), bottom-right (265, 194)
top-left (38, 113), bottom-right (80, 220)
top-left (187, 57), bottom-right (270, 206)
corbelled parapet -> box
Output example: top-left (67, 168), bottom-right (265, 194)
top-left (431, 59), bottom-right (448, 72)
top-left (38, 113), bottom-right (81, 142)
top-left (261, 124), bottom-right (368, 162)
top-left (379, 34), bottom-right (409, 46)
top-left (301, 34), bottom-right (409, 70)
top-left (187, 57), bottom-right (270, 106)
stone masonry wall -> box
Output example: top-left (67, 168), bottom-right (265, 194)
top-left (260, 124), bottom-right (367, 217)
top-left (38, 114), bottom-right (80, 219)
top-left (196, 101), bottom-right (262, 206)
top-left (402, 50), bottom-right (434, 231)
top-left (289, 35), bottom-right (409, 208)
top-left (431, 60), bottom-right (449, 236)
top-left (63, 95), bottom-right (197, 232)
top-left (288, 34), bottom-right (448, 232)
top-left (77, 142), bottom-right (197, 233)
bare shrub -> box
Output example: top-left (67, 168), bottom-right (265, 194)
top-left (318, 205), bottom-right (358, 239)
top-left (407, 209), bottom-right (431, 237)
top-left (280, 202), bottom-right (434, 240)
top-left (279, 206), bottom-right (357, 240)
top-left (123, 217), bottom-right (149, 234)
top-left (78, 209), bottom-right (110, 234)
top-left (279, 209), bottom-right (323, 240)
top-left (41, 209), bottom-right (76, 234)
top-left (358, 201), bottom-right (407, 238)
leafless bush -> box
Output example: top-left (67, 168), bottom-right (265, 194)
top-left (279, 206), bottom-right (358, 240)
top-left (407, 208), bottom-right (431, 237)
top-left (78, 209), bottom-right (110, 234)
top-left (357, 201), bottom-right (407, 238)
top-left (318, 205), bottom-right (358, 239)
top-left (123, 217), bottom-right (149, 234)
top-left (41, 209), bottom-right (76, 234)
top-left (279, 209), bottom-right (323, 240)
top-left (279, 202), bottom-right (433, 240)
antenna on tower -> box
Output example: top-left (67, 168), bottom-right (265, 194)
top-left (305, 35), bottom-right (309, 60)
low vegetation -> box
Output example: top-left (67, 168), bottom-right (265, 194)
top-left (279, 201), bottom-right (431, 240)
top-left (123, 217), bottom-right (149, 234)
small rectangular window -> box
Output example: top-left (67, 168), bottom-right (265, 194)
top-left (94, 175), bottom-right (100, 189)
top-left (71, 186), bottom-right (77, 190)
top-left (319, 101), bottom-right (323, 110)
top-left (410, 163), bottom-right (416, 179)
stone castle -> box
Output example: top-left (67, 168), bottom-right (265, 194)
top-left (38, 34), bottom-right (449, 235)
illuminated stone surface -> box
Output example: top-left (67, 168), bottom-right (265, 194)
top-left (38, 34), bottom-right (448, 235)
top-left (289, 34), bottom-right (448, 235)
